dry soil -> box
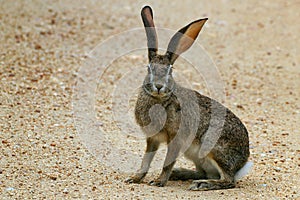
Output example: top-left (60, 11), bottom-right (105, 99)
top-left (0, 0), bottom-right (299, 199)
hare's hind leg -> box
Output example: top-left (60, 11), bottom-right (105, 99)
top-left (188, 157), bottom-right (235, 191)
top-left (169, 168), bottom-right (206, 181)
top-left (169, 143), bottom-right (209, 181)
top-left (189, 176), bottom-right (235, 191)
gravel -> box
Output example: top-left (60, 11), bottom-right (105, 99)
top-left (1, 0), bottom-right (299, 199)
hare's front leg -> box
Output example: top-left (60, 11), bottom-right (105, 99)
top-left (149, 141), bottom-right (181, 187)
top-left (125, 138), bottom-right (160, 184)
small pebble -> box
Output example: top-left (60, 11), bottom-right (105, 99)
top-left (261, 184), bottom-right (267, 187)
top-left (6, 187), bottom-right (15, 191)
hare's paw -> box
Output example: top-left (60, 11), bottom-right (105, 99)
top-left (189, 180), bottom-right (213, 191)
top-left (125, 178), bottom-right (138, 184)
top-left (188, 180), bottom-right (235, 191)
top-left (148, 179), bottom-right (166, 187)
top-left (125, 175), bottom-right (143, 184)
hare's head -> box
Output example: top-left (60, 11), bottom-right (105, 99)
top-left (141, 6), bottom-right (207, 99)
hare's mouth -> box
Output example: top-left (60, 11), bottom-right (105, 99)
top-left (143, 84), bottom-right (174, 98)
top-left (151, 91), bottom-right (171, 98)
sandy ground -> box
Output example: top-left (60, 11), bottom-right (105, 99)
top-left (1, 0), bottom-right (299, 199)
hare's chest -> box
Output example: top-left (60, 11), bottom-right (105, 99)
top-left (164, 102), bottom-right (181, 132)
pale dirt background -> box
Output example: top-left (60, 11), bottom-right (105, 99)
top-left (0, 0), bottom-right (299, 199)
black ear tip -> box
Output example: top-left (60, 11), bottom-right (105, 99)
top-left (142, 5), bottom-right (151, 9)
top-left (199, 18), bottom-right (208, 22)
top-left (142, 5), bottom-right (152, 12)
top-left (191, 18), bottom-right (208, 25)
top-left (141, 5), bottom-right (153, 18)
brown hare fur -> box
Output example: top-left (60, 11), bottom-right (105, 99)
top-left (125, 6), bottom-right (251, 191)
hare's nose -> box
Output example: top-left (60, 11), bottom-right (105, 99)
top-left (155, 84), bottom-right (163, 91)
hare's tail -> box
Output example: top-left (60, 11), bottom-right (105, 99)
top-left (234, 161), bottom-right (253, 181)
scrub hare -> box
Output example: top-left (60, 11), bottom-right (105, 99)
top-left (125, 6), bottom-right (251, 191)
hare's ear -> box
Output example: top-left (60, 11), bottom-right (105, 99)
top-left (141, 6), bottom-right (158, 61)
top-left (166, 18), bottom-right (208, 64)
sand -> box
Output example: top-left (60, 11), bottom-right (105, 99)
top-left (0, 0), bottom-right (299, 199)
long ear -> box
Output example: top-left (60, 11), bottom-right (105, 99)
top-left (166, 18), bottom-right (208, 64)
top-left (141, 6), bottom-right (158, 61)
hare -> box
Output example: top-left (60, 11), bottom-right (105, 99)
top-left (125, 6), bottom-right (251, 191)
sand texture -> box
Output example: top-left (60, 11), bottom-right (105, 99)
top-left (0, 0), bottom-right (299, 199)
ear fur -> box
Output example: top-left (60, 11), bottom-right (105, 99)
top-left (141, 6), bottom-right (158, 61)
top-left (166, 18), bottom-right (208, 64)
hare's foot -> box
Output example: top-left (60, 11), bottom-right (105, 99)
top-left (125, 173), bottom-right (146, 184)
top-left (188, 179), bottom-right (235, 191)
top-left (169, 168), bottom-right (206, 181)
top-left (148, 164), bottom-right (175, 187)
top-left (148, 179), bottom-right (166, 187)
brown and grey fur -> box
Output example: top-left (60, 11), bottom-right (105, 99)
top-left (125, 6), bottom-right (251, 191)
